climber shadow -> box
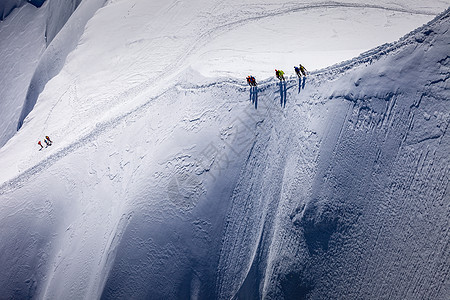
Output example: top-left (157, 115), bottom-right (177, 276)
top-left (249, 86), bottom-right (258, 109)
top-left (298, 77), bottom-right (307, 93)
top-left (279, 81), bottom-right (287, 108)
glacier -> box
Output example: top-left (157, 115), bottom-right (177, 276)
top-left (0, 0), bottom-right (449, 299)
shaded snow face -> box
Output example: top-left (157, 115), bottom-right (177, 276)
top-left (0, 4), bottom-right (47, 147)
top-left (0, 0), bottom-right (45, 20)
top-left (0, 0), bottom-right (97, 147)
top-left (29, 0), bottom-right (46, 7)
top-left (217, 9), bottom-right (450, 299)
top-left (16, 0), bottom-right (100, 133)
top-left (0, 0), bottom-right (26, 20)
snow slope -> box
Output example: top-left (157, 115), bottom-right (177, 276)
top-left (0, 0), bottom-right (99, 147)
top-left (0, 0), bottom-right (449, 299)
top-left (0, 3), bottom-right (46, 148)
top-left (1, 0), bottom-right (446, 149)
top-left (217, 9), bottom-right (450, 299)
top-left (0, 0), bottom-right (45, 21)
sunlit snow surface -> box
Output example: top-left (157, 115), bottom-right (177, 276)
top-left (191, 5), bottom-right (434, 78)
top-left (0, 0), bottom-right (449, 299)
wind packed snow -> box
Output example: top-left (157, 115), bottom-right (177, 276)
top-left (0, 0), bottom-right (89, 148)
top-left (0, 0), bottom-right (449, 299)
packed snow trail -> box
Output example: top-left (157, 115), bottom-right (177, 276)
top-left (1, 4), bottom-right (445, 192)
top-left (1, 0), bottom-right (443, 148)
top-left (0, 77), bottom-right (248, 196)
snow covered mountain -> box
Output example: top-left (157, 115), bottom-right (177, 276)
top-left (217, 10), bottom-right (450, 300)
top-left (0, 0), bottom-right (95, 148)
top-left (0, 0), bottom-right (449, 299)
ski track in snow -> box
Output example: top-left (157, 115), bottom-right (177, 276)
top-left (179, 1), bottom-right (435, 53)
top-left (1, 0), bottom-right (444, 149)
top-left (0, 7), bottom-right (447, 195)
top-left (41, 1), bottom-right (441, 116)
top-left (0, 78), bottom-right (248, 195)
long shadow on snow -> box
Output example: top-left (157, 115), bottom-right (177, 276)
top-left (249, 86), bottom-right (258, 109)
top-left (218, 82), bottom-right (293, 299)
top-left (2, 79), bottom-right (239, 195)
top-left (99, 80), bottom-right (270, 300)
top-left (279, 81), bottom-right (287, 108)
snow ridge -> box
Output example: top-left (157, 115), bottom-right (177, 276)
top-left (217, 8), bottom-right (449, 299)
top-left (312, 7), bottom-right (450, 80)
top-left (0, 2), bottom-right (448, 299)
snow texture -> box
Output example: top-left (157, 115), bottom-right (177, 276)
top-left (0, 0), bottom-right (45, 21)
top-left (17, 0), bottom-right (100, 132)
top-left (0, 0), bottom-right (449, 299)
top-left (0, 0), bottom-right (101, 147)
top-left (217, 9), bottom-right (450, 299)
top-left (0, 3), bottom-right (46, 148)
